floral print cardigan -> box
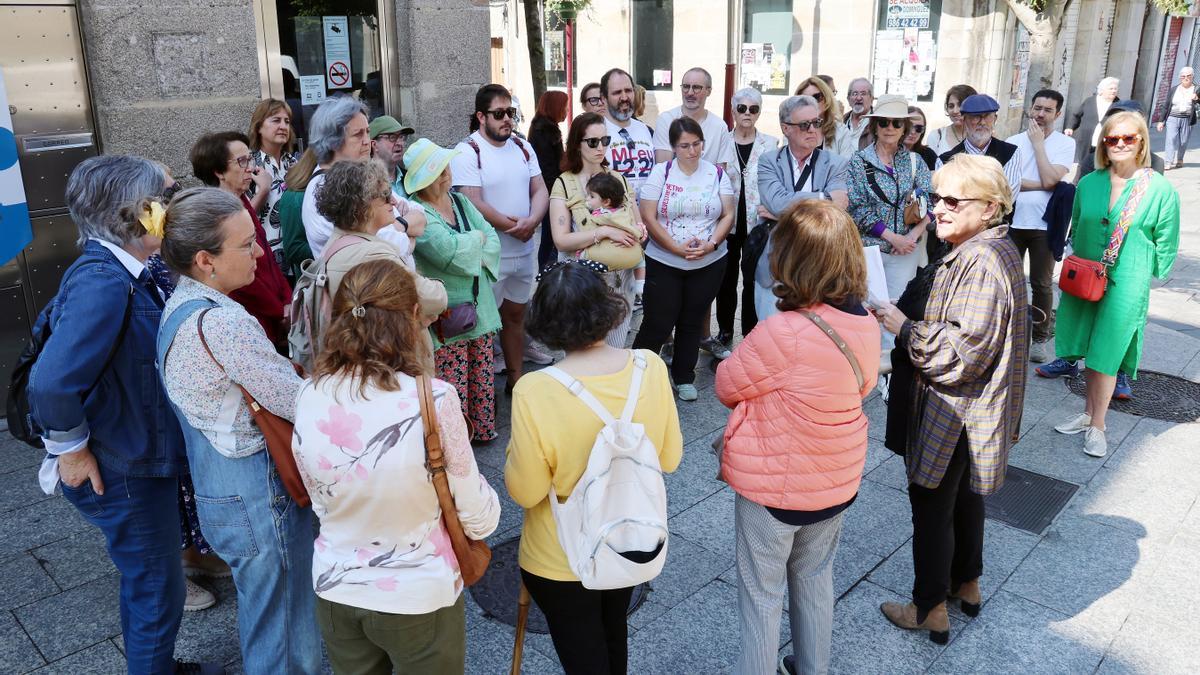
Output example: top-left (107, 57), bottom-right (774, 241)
top-left (292, 373), bottom-right (500, 614)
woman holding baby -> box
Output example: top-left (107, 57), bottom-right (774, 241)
top-left (548, 111), bottom-right (646, 348)
top-left (632, 116), bottom-right (735, 402)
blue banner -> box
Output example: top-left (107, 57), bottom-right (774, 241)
top-left (0, 72), bottom-right (31, 266)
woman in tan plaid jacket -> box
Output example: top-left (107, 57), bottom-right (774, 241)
top-left (872, 154), bottom-right (1029, 644)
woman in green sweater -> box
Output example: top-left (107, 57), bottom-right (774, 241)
top-left (1053, 111), bottom-right (1180, 458)
top-left (406, 138), bottom-right (503, 442)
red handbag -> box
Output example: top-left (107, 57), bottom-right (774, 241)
top-left (1058, 169), bottom-right (1152, 302)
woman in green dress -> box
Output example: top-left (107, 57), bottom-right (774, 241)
top-left (1053, 111), bottom-right (1180, 458)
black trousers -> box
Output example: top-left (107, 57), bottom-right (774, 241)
top-left (715, 234), bottom-right (755, 339)
top-left (909, 431), bottom-right (985, 615)
top-left (633, 256), bottom-right (726, 385)
top-left (521, 570), bottom-right (634, 675)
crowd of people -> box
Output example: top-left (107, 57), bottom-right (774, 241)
top-left (19, 60), bottom-right (1184, 675)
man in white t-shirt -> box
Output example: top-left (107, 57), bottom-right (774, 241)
top-left (601, 68), bottom-right (657, 200)
top-left (652, 67), bottom-right (735, 170)
top-left (1004, 89), bottom-right (1074, 363)
top-left (451, 84), bottom-right (550, 382)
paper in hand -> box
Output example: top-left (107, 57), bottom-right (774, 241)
top-left (863, 245), bottom-right (890, 308)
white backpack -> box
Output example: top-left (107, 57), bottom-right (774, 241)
top-left (540, 351), bottom-right (670, 590)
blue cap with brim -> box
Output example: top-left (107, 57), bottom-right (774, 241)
top-left (403, 138), bottom-right (460, 196)
top-left (960, 94), bottom-right (1000, 115)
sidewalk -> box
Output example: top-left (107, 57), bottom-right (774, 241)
top-left (0, 136), bottom-right (1197, 674)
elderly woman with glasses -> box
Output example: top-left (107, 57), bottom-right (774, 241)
top-left (847, 95), bottom-right (932, 361)
top-left (872, 153), bottom-right (1028, 644)
top-left (548, 111), bottom-right (645, 349)
top-left (158, 187), bottom-right (322, 674)
top-left (26, 156), bottom-right (222, 674)
top-left (718, 87), bottom-right (778, 348)
top-left (191, 131), bottom-right (293, 349)
top-left (1052, 112), bottom-right (1180, 458)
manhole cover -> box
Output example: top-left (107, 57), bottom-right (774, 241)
top-left (985, 466), bottom-right (1079, 535)
top-left (467, 538), bottom-right (648, 633)
top-left (1064, 370), bottom-right (1200, 423)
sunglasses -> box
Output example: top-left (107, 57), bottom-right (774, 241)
top-left (161, 182), bottom-right (183, 203)
top-left (783, 118), bottom-right (824, 131)
top-left (930, 193), bottom-right (980, 211)
top-left (911, 124), bottom-right (925, 134)
top-left (802, 90), bottom-right (825, 103)
top-left (735, 104), bottom-right (761, 115)
top-left (581, 135), bottom-right (612, 148)
top-left (585, 96), bottom-right (603, 106)
top-left (1102, 134), bottom-right (1140, 148)
top-left (484, 107), bottom-right (518, 121)
top-left (876, 118), bottom-right (906, 129)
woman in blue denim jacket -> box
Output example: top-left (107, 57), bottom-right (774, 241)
top-left (157, 187), bottom-right (320, 674)
top-left (26, 155), bottom-right (221, 674)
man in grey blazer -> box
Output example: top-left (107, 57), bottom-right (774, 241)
top-left (751, 94), bottom-right (850, 324)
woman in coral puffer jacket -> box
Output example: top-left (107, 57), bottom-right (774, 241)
top-left (716, 200), bottom-right (880, 675)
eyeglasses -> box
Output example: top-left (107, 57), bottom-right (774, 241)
top-left (782, 118), bottom-right (824, 131)
top-left (161, 182), bottom-right (183, 202)
top-left (930, 193), bottom-right (980, 211)
top-left (585, 96), bottom-right (603, 106)
top-left (810, 91), bottom-right (825, 103)
top-left (485, 107), bottom-right (518, 121)
top-left (876, 118), bottom-right (906, 129)
top-left (735, 104), bottom-right (761, 115)
top-left (680, 84), bottom-right (708, 93)
top-left (217, 239), bottom-right (257, 256)
top-left (375, 132), bottom-right (407, 143)
top-left (229, 155), bottom-right (255, 169)
top-left (911, 125), bottom-right (925, 134)
top-left (375, 191), bottom-right (396, 204)
top-left (581, 135), bottom-right (611, 148)
top-left (849, 90), bottom-right (871, 98)
top-left (1102, 134), bottom-right (1140, 148)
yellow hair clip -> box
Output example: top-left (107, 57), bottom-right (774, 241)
top-left (139, 201), bottom-right (166, 238)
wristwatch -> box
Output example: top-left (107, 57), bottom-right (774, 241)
top-left (396, 216), bottom-right (409, 233)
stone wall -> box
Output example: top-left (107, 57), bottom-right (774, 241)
top-left (393, 0), bottom-right (492, 147)
top-left (78, 0), bottom-right (261, 182)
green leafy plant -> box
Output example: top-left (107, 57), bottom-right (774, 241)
top-left (545, 0), bottom-right (592, 20)
top-left (1151, 0), bottom-right (1193, 15)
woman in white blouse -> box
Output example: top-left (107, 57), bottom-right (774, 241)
top-left (293, 258), bottom-right (500, 673)
top-left (631, 116), bottom-right (735, 402)
top-left (157, 187), bottom-right (321, 674)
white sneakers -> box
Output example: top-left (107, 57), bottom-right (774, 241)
top-left (1054, 413), bottom-right (1092, 435)
top-left (1083, 427), bottom-right (1108, 458)
top-left (1054, 412), bottom-right (1108, 458)
top-left (675, 384), bottom-right (698, 402)
top-left (184, 577), bottom-right (216, 612)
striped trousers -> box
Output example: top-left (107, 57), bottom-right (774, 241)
top-left (734, 495), bottom-right (845, 675)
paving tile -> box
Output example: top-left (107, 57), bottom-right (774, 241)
top-left (174, 577), bottom-right (241, 667)
top-left (1137, 530), bottom-right (1200, 628)
top-left (0, 469), bottom-right (52, 515)
top-left (1098, 611), bottom-right (1200, 674)
top-left (641, 533), bottom-right (729, 611)
top-left (1005, 407), bottom-right (1140, 486)
top-left (664, 428), bottom-right (725, 517)
top-left (466, 613), bottom-right (559, 675)
top-left (30, 529), bottom-right (115, 591)
top-left (861, 435), bottom-right (892, 476)
top-left (1136, 321), bottom-right (1200, 376)
top-left (1066, 462), bottom-right (1199, 544)
top-left (828, 580), bottom-right (962, 674)
top-left (868, 520), bottom-right (1040, 619)
top-left (0, 497), bottom-right (91, 561)
top-left (668, 487), bottom-right (736, 560)
top-left (0, 554), bottom-right (59, 611)
top-left (674, 392), bottom-right (731, 445)
top-left (862, 394), bottom-right (888, 442)
top-left (30, 639), bottom-right (125, 675)
top-left (0, 610), bottom-right (45, 673)
top-left (864, 453), bottom-right (909, 491)
top-left (1003, 514), bottom-right (1159, 635)
top-left (14, 574), bottom-right (120, 662)
top-left (926, 590), bottom-right (1106, 674)
top-left (838, 480), bottom-right (912, 559)
top-left (0, 438), bottom-right (42, 476)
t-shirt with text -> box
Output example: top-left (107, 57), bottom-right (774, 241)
top-left (604, 117), bottom-right (657, 202)
top-left (639, 159), bottom-right (733, 270)
top-left (450, 131), bottom-right (542, 258)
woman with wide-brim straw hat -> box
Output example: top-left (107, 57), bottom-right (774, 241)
top-left (406, 138), bottom-right (504, 442)
top-left (846, 93), bottom-right (933, 398)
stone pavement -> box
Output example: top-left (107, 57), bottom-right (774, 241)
top-left (1, 135), bottom-right (1198, 674)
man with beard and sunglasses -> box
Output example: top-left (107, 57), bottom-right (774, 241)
top-left (937, 94), bottom-right (1023, 215)
top-left (1003, 89), bottom-right (1074, 364)
top-left (652, 67), bottom-right (735, 170)
top-left (452, 84), bottom-right (552, 388)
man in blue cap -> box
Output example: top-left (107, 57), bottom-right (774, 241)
top-left (937, 93), bottom-right (1023, 212)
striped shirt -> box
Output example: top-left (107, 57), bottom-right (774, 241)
top-left (899, 226), bottom-right (1029, 494)
top-left (937, 138), bottom-right (1024, 199)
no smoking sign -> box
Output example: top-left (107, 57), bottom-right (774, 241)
top-left (327, 61), bottom-right (350, 89)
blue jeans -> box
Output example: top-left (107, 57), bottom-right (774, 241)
top-left (61, 463), bottom-right (183, 674)
top-left (178, 426), bottom-right (321, 675)
top-left (1164, 115), bottom-right (1192, 165)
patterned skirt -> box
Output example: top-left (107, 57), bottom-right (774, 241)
top-left (434, 332), bottom-right (498, 443)
top-left (178, 473), bottom-right (212, 554)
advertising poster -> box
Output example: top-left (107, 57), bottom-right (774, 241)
top-left (739, 42), bottom-right (788, 93)
top-left (872, 0), bottom-right (941, 102)
top-left (0, 73), bottom-right (31, 265)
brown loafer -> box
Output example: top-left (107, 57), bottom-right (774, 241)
top-left (880, 601), bottom-right (950, 644)
top-left (948, 579), bottom-right (981, 617)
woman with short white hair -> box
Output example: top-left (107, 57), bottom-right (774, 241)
top-left (717, 87), bottom-right (778, 347)
top-left (1156, 66), bottom-right (1197, 169)
top-left (1066, 76), bottom-right (1120, 165)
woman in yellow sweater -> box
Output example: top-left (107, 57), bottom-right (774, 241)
top-left (505, 260), bottom-right (683, 674)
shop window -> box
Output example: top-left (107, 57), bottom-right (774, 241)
top-left (740, 0), bottom-right (793, 96)
top-left (544, 9), bottom-right (576, 88)
top-left (631, 0), bottom-right (673, 91)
